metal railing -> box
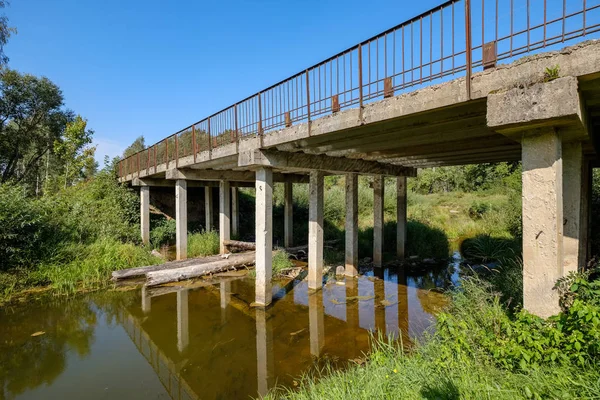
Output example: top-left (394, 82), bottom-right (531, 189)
top-left (119, 0), bottom-right (600, 178)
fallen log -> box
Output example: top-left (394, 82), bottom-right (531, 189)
top-left (112, 254), bottom-right (226, 280)
top-left (223, 239), bottom-right (256, 251)
top-left (146, 252), bottom-right (256, 287)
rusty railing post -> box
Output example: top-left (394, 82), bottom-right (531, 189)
top-left (147, 149), bottom-right (150, 175)
top-left (305, 70), bottom-right (311, 135)
top-left (137, 152), bottom-right (141, 177)
top-left (465, 0), bottom-right (472, 100)
top-left (358, 44), bottom-right (363, 108)
top-left (154, 145), bottom-right (157, 171)
top-left (175, 134), bottom-right (179, 168)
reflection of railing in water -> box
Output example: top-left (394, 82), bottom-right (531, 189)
top-left (118, 309), bottom-right (198, 400)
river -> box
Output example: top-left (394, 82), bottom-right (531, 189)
top-left (0, 258), bottom-right (460, 399)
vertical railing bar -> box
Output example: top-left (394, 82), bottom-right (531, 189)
top-left (192, 125), bottom-right (197, 163)
top-left (441, 8), bottom-right (444, 76)
top-left (411, 22), bottom-right (414, 83)
top-left (583, 0), bottom-right (587, 35)
top-left (420, 16), bottom-right (423, 84)
top-left (510, 0), bottom-right (514, 56)
top-left (482, 0), bottom-right (485, 49)
top-left (543, 0), bottom-right (547, 46)
top-left (430, 12), bottom-right (433, 80)
top-left (175, 132), bottom-right (179, 168)
top-left (368, 41), bottom-right (371, 97)
top-left (165, 139), bottom-right (168, 169)
top-left (452, 2), bottom-right (455, 71)
top-left (234, 104), bottom-right (239, 152)
top-left (496, 0), bottom-right (499, 44)
top-left (358, 45), bottom-right (363, 108)
top-left (393, 29), bottom-right (396, 81)
top-left (562, 0), bottom-right (566, 42)
top-left (402, 26), bottom-right (405, 86)
top-left (527, 0), bottom-right (530, 52)
top-left (306, 70), bottom-right (311, 126)
top-left (147, 148), bottom-right (150, 175)
top-left (465, 0), bottom-right (472, 99)
top-left (385, 33), bottom-right (388, 78)
top-left (154, 145), bottom-right (157, 170)
top-left (137, 152), bottom-right (141, 177)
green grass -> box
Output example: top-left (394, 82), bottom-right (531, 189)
top-left (249, 250), bottom-right (294, 279)
top-left (188, 231), bottom-right (220, 258)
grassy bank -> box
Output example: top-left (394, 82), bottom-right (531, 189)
top-left (267, 272), bottom-right (600, 399)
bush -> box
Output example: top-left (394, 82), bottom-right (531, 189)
top-left (150, 218), bottom-right (176, 248)
top-left (188, 231), bottom-right (219, 258)
top-left (0, 184), bottom-right (47, 270)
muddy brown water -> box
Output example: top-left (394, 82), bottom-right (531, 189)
top-left (0, 261), bottom-right (459, 400)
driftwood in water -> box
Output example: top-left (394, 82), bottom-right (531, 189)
top-left (145, 252), bottom-right (256, 287)
top-left (112, 254), bottom-right (225, 280)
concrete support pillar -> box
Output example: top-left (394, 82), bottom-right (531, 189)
top-left (205, 186), bottom-right (213, 232)
top-left (345, 174), bottom-right (359, 276)
top-left (175, 180), bottom-right (188, 261)
top-left (373, 176), bottom-right (384, 267)
top-left (396, 176), bottom-right (407, 259)
top-left (231, 187), bottom-right (239, 238)
top-left (177, 289), bottom-right (189, 353)
top-left (255, 168), bottom-right (273, 306)
top-left (522, 130), bottom-right (563, 318)
top-left (308, 171), bottom-right (324, 290)
top-left (563, 142), bottom-right (583, 274)
top-left (284, 181), bottom-right (293, 248)
top-left (219, 180), bottom-right (231, 254)
top-left (140, 186), bottom-right (150, 245)
top-left (255, 309), bottom-right (273, 397)
top-left (581, 160), bottom-right (593, 266)
top-left (308, 291), bottom-right (324, 357)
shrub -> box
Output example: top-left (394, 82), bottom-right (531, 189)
top-left (188, 231), bottom-right (219, 258)
top-left (150, 218), bottom-right (176, 248)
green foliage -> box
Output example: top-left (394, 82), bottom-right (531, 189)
top-left (592, 169), bottom-right (600, 257)
top-left (272, 251), bottom-right (294, 275)
top-left (122, 136), bottom-right (145, 158)
top-left (188, 231), bottom-right (219, 258)
top-left (460, 234), bottom-right (520, 263)
top-left (543, 65), bottom-right (560, 82)
top-left (0, 184), bottom-right (46, 270)
top-left (150, 218), bottom-right (176, 248)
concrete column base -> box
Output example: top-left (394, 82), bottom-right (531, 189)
top-left (175, 180), bottom-right (188, 260)
top-left (255, 168), bottom-right (273, 306)
top-left (522, 130), bottom-right (563, 318)
top-left (308, 171), bottom-right (324, 290)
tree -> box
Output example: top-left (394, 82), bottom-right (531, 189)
top-left (0, 1), bottom-right (15, 66)
top-left (0, 69), bottom-right (71, 185)
top-left (123, 136), bottom-right (145, 158)
top-left (53, 115), bottom-right (95, 188)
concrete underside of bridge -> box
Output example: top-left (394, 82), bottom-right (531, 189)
top-left (123, 40), bottom-right (600, 318)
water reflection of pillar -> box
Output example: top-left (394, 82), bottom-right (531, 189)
top-left (373, 278), bottom-right (386, 337)
top-left (397, 269), bottom-right (410, 346)
top-left (141, 285), bottom-right (151, 314)
top-left (255, 309), bottom-right (273, 398)
top-left (220, 281), bottom-right (231, 324)
top-left (383, 270), bottom-right (400, 339)
top-left (345, 277), bottom-right (359, 353)
top-left (177, 289), bottom-right (189, 353)
top-left (308, 290), bottom-right (325, 357)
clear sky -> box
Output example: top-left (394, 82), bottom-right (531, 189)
top-left (4, 0), bottom-right (445, 163)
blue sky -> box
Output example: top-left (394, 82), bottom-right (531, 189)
top-left (4, 0), bottom-right (444, 163)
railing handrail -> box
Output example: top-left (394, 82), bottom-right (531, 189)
top-left (119, 0), bottom-right (600, 177)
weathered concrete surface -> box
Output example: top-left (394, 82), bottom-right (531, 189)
top-left (219, 180), bottom-right (231, 254)
top-left (345, 174), bottom-right (358, 276)
top-left (522, 130), bottom-right (563, 318)
top-left (175, 180), bottom-right (188, 261)
top-left (563, 142), bottom-right (583, 274)
top-left (373, 176), bottom-right (384, 268)
top-left (487, 76), bottom-right (586, 141)
top-left (396, 177), bottom-right (407, 260)
top-left (308, 291), bottom-right (325, 357)
top-left (140, 186), bottom-right (150, 245)
top-left (255, 167), bottom-right (273, 306)
top-left (308, 171), bottom-right (324, 290)
top-left (284, 181), bottom-right (293, 248)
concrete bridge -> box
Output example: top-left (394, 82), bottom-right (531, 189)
top-left (119, 0), bottom-right (600, 317)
